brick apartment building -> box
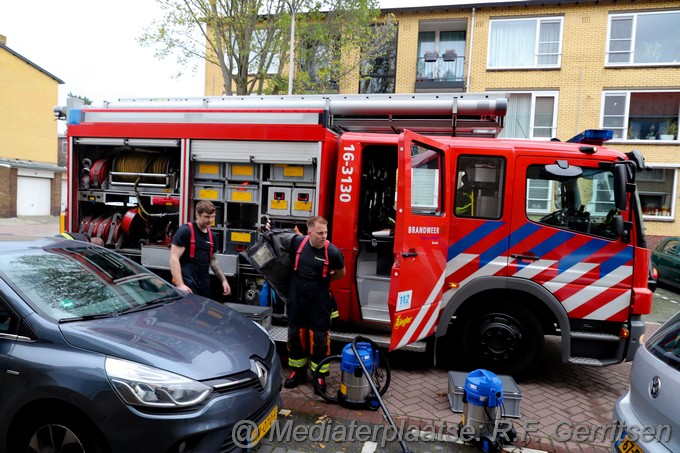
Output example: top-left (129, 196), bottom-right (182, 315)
top-left (205, 0), bottom-right (679, 246)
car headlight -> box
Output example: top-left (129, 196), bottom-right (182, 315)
top-left (105, 357), bottom-right (212, 407)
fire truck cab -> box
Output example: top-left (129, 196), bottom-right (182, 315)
top-left (64, 93), bottom-right (652, 377)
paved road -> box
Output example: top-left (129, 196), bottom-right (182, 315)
top-left (645, 286), bottom-right (680, 323)
top-left (272, 295), bottom-right (674, 453)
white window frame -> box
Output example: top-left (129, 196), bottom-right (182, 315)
top-left (487, 16), bottom-right (563, 69)
top-left (587, 173), bottom-right (615, 216)
top-left (601, 90), bottom-right (680, 142)
top-left (499, 91), bottom-right (559, 140)
top-left (638, 164), bottom-right (679, 221)
top-left (526, 179), bottom-right (553, 214)
top-left (605, 10), bottom-right (680, 67)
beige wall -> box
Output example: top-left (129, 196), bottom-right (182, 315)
top-left (0, 49), bottom-right (60, 164)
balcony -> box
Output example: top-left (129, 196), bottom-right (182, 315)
top-left (415, 51), bottom-right (465, 91)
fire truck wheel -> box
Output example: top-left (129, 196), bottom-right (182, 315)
top-left (457, 302), bottom-right (543, 378)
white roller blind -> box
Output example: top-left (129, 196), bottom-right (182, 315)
top-left (191, 140), bottom-right (320, 164)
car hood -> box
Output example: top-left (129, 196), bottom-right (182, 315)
top-left (59, 295), bottom-right (272, 381)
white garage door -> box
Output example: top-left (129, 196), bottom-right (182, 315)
top-left (17, 176), bottom-right (51, 216)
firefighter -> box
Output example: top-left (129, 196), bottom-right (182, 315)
top-left (284, 216), bottom-right (345, 395)
top-left (169, 200), bottom-right (231, 298)
top-left (455, 173), bottom-right (474, 216)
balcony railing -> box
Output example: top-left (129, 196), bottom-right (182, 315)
top-left (415, 53), bottom-right (465, 90)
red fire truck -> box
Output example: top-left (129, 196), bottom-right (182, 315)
top-left (63, 93), bottom-right (652, 376)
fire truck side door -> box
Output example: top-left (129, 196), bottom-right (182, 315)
top-left (388, 131), bottom-right (449, 351)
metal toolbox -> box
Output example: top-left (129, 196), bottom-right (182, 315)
top-left (224, 303), bottom-right (272, 330)
top-left (270, 164), bottom-right (315, 182)
top-left (227, 163), bottom-right (259, 181)
top-left (291, 188), bottom-right (315, 217)
top-left (447, 371), bottom-right (522, 418)
top-left (266, 187), bottom-right (291, 216)
top-left (225, 228), bottom-right (257, 254)
top-left (194, 162), bottom-right (224, 180)
top-left (193, 182), bottom-right (224, 201)
top-left (226, 183), bottom-right (259, 203)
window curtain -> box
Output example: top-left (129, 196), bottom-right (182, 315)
top-left (417, 31), bottom-right (436, 57)
top-left (538, 21), bottom-right (560, 65)
top-left (489, 20), bottom-right (536, 67)
top-left (501, 93), bottom-right (532, 138)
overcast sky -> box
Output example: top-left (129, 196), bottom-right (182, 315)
top-left (2, 0), bottom-right (205, 107)
top-left (2, 0), bottom-right (500, 109)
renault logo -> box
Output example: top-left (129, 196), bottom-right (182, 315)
top-left (650, 376), bottom-right (661, 399)
top-left (250, 359), bottom-right (269, 389)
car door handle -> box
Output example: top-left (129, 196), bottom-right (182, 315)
top-left (511, 253), bottom-right (539, 262)
top-left (402, 250), bottom-right (418, 257)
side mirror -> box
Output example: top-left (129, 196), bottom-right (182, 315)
top-left (613, 215), bottom-right (625, 238)
top-left (545, 161), bottom-right (582, 178)
top-left (614, 164), bottom-right (628, 211)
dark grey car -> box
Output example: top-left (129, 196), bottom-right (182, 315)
top-left (0, 237), bottom-right (281, 453)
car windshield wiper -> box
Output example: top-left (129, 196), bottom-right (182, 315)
top-left (59, 312), bottom-right (120, 323)
top-left (117, 294), bottom-right (183, 315)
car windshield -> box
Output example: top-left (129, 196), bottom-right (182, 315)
top-left (0, 244), bottom-right (178, 321)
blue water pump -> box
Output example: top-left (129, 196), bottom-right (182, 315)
top-left (339, 341), bottom-right (381, 408)
top-left (462, 369), bottom-right (508, 453)
top-left (314, 337), bottom-right (411, 452)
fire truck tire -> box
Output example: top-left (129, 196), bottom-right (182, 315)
top-left (456, 302), bottom-right (543, 378)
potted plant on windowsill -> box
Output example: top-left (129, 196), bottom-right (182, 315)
top-left (661, 119), bottom-right (678, 140)
top-left (442, 49), bottom-right (457, 61)
top-left (645, 124), bottom-right (657, 140)
top-left (424, 51), bottom-right (438, 62)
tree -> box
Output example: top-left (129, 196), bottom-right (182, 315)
top-left (138, 0), bottom-right (396, 96)
top-left (67, 93), bottom-right (93, 106)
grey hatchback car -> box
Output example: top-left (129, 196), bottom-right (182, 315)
top-left (613, 311), bottom-right (680, 452)
top-left (0, 237), bottom-right (281, 452)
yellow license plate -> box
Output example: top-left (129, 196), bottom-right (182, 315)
top-left (616, 435), bottom-right (643, 453)
top-left (251, 405), bottom-right (278, 445)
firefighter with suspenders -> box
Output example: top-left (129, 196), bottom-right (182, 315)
top-left (170, 200), bottom-right (231, 298)
top-left (285, 216), bottom-right (345, 395)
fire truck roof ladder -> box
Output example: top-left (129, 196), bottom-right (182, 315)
top-left (103, 93), bottom-right (508, 137)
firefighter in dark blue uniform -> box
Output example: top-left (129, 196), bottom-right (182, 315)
top-left (284, 216), bottom-right (345, 394)
top-left (170, 200), bottom-right (231, 298)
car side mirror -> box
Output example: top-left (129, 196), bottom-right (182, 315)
top-left (614, 164), bottom-right (628, 211)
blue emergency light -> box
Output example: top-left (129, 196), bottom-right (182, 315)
top-left (68, 109), bottom-right (82, 125)
top-left (567, 129), bottom-right (613, 146)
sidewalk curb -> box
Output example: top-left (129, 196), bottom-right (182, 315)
top-left (281, 394), bottom-right (549, 453)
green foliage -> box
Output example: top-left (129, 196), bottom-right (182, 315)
top-left (138, 0), bottom-right (395, 96)
top-left (666, 119), bottom-right (678, 138)
top-left (67, 93), bottom-right (92, 105)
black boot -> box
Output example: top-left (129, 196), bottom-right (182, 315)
top-left (314, 376), bottom-right (327, 396)
top-left (284, 369), bottom-right (308, 389)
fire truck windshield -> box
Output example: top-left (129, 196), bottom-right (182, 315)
top-left (526, 165), bottom-right (623, 240)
